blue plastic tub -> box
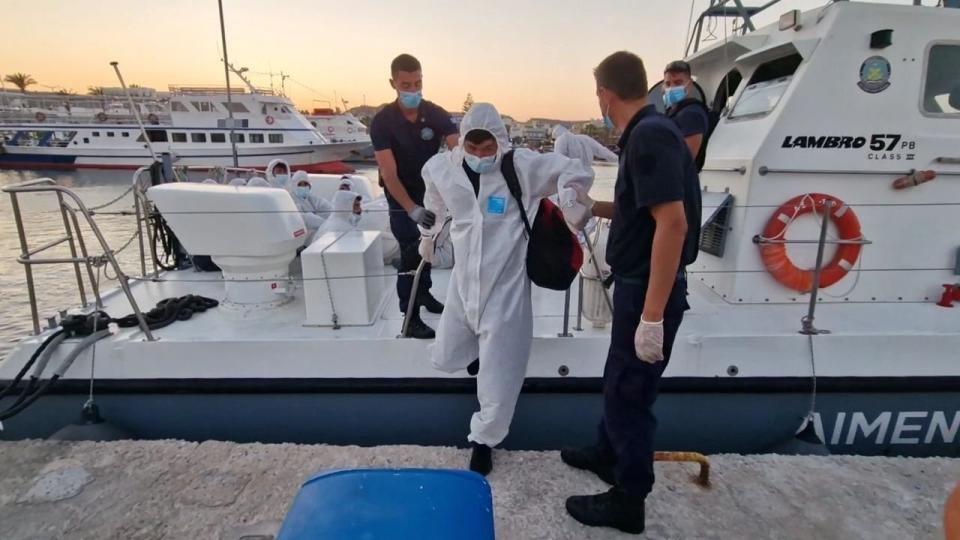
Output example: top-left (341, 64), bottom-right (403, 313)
top-left (277, 468), bottom-right (495, 539)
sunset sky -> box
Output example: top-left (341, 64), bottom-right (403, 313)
top-left (0, 0), bottom-right (919, 120)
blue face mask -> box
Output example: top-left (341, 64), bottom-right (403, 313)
top-left (398, 90), bottom-right (422, 109)
top-left (663, 86), bottom-right (687, 107)
top-left (295, 186), bottom-right (310, 199)
top-left (275, 174), bottom-right (289, 186)
top-left (465, 153), bottom-right (497, 174)
top-left (600, 100), bottom-right (615, 130)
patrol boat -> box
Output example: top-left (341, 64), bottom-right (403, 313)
top-left (1, 0), bottom-right (959, 456)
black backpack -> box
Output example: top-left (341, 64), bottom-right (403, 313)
top-left (670, 98), bottom-right (716, 172)
top-left (500, 150), bottom-right (583, 291)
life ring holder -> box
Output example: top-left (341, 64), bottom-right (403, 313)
top-left (757, 193), bottom-right (863, 293)
top-left (265, 115), bottom-right (275, 125)
top-left (34, 111), bottom-right (47, 122)
top-left (96, 112), bottom-right (108, 123)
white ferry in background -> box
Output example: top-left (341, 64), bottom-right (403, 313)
top-left (305, 108), bottom-right (373, 161)
top-left (0, 83), bottom-right (367, 174)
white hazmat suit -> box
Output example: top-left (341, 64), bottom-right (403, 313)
top-left (552, 125), bottom-right (619, 169)
top-left (420, 103), bottom-right (593, 447)
top-left (247, 177), bottom-right (271, 188)
top-left (317, 190), bottom-right (362, 235)
top-left (289, 170), bottom-right (333, 239)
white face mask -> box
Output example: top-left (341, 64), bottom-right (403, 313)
top-left (465, 153), bottom-right (497, 174)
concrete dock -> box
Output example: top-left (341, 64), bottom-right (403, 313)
top-left (0, 440), bottom-right (957, 539)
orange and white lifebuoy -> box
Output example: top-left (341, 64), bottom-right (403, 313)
top-left (265, 115), bottom-right (275, 125)
top-left (347, 126), bottom-right (354, 134)
top-left (759, 193), bottom-right (863, 293)
top-left (34, 111), bottom-right (47, 122)
top-left (326, 126), bottom-right (335, 134)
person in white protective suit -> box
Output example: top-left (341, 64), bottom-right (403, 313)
top-left (289, 170), bottom-right (333, 241)
top-left (266, 159), bottom-right (292, 188)
top-left (418, 103), bottom-right (593, 476)
top-left (552, 125), bottom-right (619, 168)
top-left (316, 190), bottom-right (363, 235)
top-left (228, 177), bottom-right (247, 186)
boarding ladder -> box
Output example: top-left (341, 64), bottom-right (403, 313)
top-left (2, 178), bottom-right (155, 340)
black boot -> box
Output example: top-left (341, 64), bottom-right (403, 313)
top-left (566, 487), bottom-right (645, 534)
top-left (560, 445), bottom-right (616, 485)
top-left (466, 358), bottom-right (480, 376)
top-left (403, 313), bottom-right (435, 339)
top-left (420, 292), bottom-right (444, 314)
top-left (469, 443), bottom-right (492, 476)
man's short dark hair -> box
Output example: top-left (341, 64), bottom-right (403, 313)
top-left (594, 51), bottom-right (648, 100)
top-left (664, 60), bottom-right (691, 75)
top-left (464, 129), bottom-right (496, 145)
top-left (391, 54), bottom-right (422, 77)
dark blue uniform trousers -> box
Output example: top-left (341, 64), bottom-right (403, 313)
top-left (389, 206), bottom-right (432, 313)
top-left (596, 277), bottom-right (689, 498)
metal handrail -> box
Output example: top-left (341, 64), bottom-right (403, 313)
top-left (2, 178), bottom-right (155, 340)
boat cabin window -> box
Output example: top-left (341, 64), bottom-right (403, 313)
top-left (222, 102), bottom-right (249, 113)
top-left (191, 133), bottom-right (206, 143)
top-left (107, 132), bottom-right (115, 137)
top-left (713, 69), bottom-right (743, 116)
top-left (217, 119), bottom-right (249, 128)
top-left (171, 132), bottom-right (187, 143)
top-left (146, 129), bottom-right (168, 142)
top-left (923, 44), bottom-right (960, 116)
top-left (171, 101), bottom-right (190, 113)
top-left (729, 53), bottom-right (802, 120)
top-left (268, 133), bottom-right (283, 143)
top-left (122, 132), bottom-right (130, 137)
top-left (230, 133), bottom-right (245, 143)
top-left (191, 101), bottom-right (216, 113)
top-left (92, 131), bottom-right (100, 137)
top-left (211, 132), bottom-right (226, 143)
top-left (83, 137), bottom-right (89, 144)
top-left (280, 106), bottom-right (290, 113)
top-left (249, 133), bottom-right (264, 143)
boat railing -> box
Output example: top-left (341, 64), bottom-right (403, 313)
top-left (0, 111), bottom-right (172, 126)
top-left (1, 178), bottom-right (156, 340)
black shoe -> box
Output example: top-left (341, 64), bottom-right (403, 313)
top-left (566, 488), bottom-right (645, 534)
top-left (561, 445), bottom-right (616, 485)
top-left (466, 358), bottom-right (480, 376)
top-left (469, 443), bottom-right (492, 476)
top-left (403, 315), bottom-right (435, 339)
top-left (420, 293), bottom-right (444, 314)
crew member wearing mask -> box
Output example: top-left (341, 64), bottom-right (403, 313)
top-left (370, 53), bottom-right (459, 339)
top-left (290, 170), bottom-right (333, 241)
top-left (418, 103), bottom-right (593, 476)
top-left (562, 51), bottom-right (701, 535)
top-left (552, 125), bottom-right (619, 170)
top-left (662, 60), bottom-right (710, 165)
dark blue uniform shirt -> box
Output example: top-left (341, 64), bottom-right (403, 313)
top-left (606, 105), bottom-right (702, 280)
top-left (369, 100), bottom-right (457, 208)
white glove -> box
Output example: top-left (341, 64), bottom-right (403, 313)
top-left (418, 236), bottom-right (435, 264)
top-left (634, 317), bottom-right (665, 363)
top-left (559, 186), bottom-right (594, 231)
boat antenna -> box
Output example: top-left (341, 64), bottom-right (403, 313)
top-left (110, 61), bottom-right (158, 161)
top-left (217, 0), bottom-right (239, 167)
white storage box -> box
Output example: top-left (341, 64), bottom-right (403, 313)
top-left (302, 230), bottom-right (387, 326)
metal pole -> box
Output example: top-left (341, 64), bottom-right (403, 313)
top-left (582, 231), bottom-right (613, 314)
top-left (57, 192), bottom-right (88, 308)
top-left (574, 275), bottom-right (584, 332)
top-left (67, 207), bottom-right (103, 308)
top-left (218, 0), bottom-right (240, 167)
top-left (9, 193), bottom-right (41, 335)
top-left (559, 288), bottom-right (573, 337)
top-left (800, 200), bottom-right (833, 335)
top-left (110, 62), bottom-right (157, 160)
